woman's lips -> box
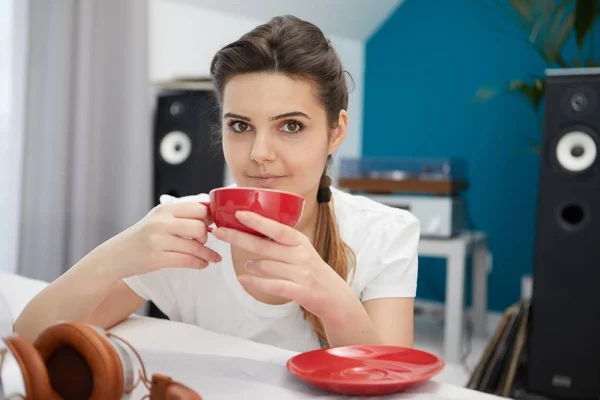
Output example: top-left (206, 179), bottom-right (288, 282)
top-left (249, 175), bottom-right (286, 186)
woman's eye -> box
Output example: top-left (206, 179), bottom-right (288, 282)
top-left (282, 121), bottom-right (302, 134)
top-left (230, 121), bottom-right (250, 132)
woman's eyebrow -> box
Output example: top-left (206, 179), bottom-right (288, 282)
top-left (223, 111), bottom-right (311, 121)
top-left (223, 112), bottom-right (251, 121)
top-left (270, 111), bottom-right (311, 120)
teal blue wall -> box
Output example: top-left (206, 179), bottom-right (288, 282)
top-left (363, 0), bottom-right (600, 311)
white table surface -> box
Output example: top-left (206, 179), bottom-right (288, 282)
top-left (109, 316), bottom-right (503, 400)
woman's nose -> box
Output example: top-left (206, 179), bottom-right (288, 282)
top-left (250, 131), bottom-right (276, 163)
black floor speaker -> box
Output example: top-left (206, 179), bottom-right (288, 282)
top-left (148, 86), bottom-right (226, 320)
top-left (528, 68), bottom-right (600, 399)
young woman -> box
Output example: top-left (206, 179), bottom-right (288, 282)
top-left (14, 15), bottom-right (420, 352)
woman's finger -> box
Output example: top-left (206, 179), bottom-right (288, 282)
top-left (161, 251), bottom-right (209, 270)
top-left (169, 218), bottom-right (209, 243)
top-left (234, 211), bottom-right (303, 246)
top-left (212, 227), bottom-right (292, 262)
top-left (157, 201), bottom-right (212, 224)
top-left (164, 235), bottom-right (222, 264)
top-left (245, 259), bottom-right (308, 283)
top-left (238, 274), bottom-right (303, 301)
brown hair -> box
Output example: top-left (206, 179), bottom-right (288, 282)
top-left (209, 15), bottom-right (356, 345)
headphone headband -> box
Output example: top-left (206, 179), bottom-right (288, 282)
top-left (87, 325), bottom-right (136, 394)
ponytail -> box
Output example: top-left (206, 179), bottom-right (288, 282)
top-left (301, 173), bottom-right (356, 346)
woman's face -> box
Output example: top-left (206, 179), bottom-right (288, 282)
top-left (221, 72), bottom-right (347, 198)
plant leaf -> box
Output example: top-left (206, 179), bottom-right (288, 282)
top-left (555, 53), bottom-right (570, 67)
top-left (510, 135), bottom-right (542, 156)
top-left (549, 0), bottom-right (567, 34)
top-left (485, 0), bottom-right (535, 31)
top-left (531, 79), bottom-right (546, 109)
top-left (492, 0), bottom-right (576, 66)
top-left (549, 14), bottom-right (575, 62)
top-left (547, 0), bottom-right (574, 52)
top-left (523, 136), bottom-right (542, 154)
top-left (473, 78), bottom-right (546, 111)
top-left (574, 0), bottom-right (597, 49)
top-left (473, 84), bottom-right (503, 104)
top-left (508, 0), bottom-right (536, 25)
top-left (510, 79), bottom-right (546, 109)
top-left (493, 25), bottom-right (553, 63)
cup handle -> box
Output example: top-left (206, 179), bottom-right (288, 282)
top-left (199, 201), bottom-right (213, 233)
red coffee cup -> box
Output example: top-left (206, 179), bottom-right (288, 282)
top-left (200, 187), bottom-right (305, 237)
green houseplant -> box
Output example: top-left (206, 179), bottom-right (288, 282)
top-left (474, 0), bottom-right (600, 153)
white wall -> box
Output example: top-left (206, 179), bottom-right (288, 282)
top-left (0, 0), bottom-right (28, 274)
top-left (149, 0), bottom-right (364, 184)
top-left (171, 0), bottom-right (403, 40)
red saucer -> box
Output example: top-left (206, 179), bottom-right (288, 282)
top-left (286, 345), bottom-right (444, 396)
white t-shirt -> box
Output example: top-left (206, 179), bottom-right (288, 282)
top-left (123, 186), bottom-right (420, 352)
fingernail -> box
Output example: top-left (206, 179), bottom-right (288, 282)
top-left (245, 260), bottom-right (254, 270)
top-left (215, 254), bottom-right (223, 263)
top-left (212, 228), bottom-right (225, 238)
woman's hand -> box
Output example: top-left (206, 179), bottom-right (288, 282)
top-left (211, 211), bottom-right (357, 324)
top-left (96, 202), bottom-right (222, 279)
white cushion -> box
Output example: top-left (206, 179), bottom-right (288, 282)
top-left (0, 272), bottom-right (49, 333)
top-left (0, 290), bottom-right (12, 336)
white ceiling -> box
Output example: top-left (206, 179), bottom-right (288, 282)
top-left (169, 0), bottom-right (403, 40)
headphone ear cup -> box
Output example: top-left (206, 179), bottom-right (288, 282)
top-left (34, 322), bottom-right (124, 400)
top-left (151, 374), bottom-right (203, 400)
top-left (3, 336), bottom-right (55, 400)
top-left (165, 382), bottom-right (203, 400)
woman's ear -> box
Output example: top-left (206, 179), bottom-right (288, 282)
top-left (328, 110), bottom-right (348, 156)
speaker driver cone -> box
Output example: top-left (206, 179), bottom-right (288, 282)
top-left (555, 130), bottom-right (597, 172)
top-left (159, 130), bottom-right (192, 165)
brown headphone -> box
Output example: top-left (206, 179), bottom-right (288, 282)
top-left (0, 321), bottom-right (202, 400)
